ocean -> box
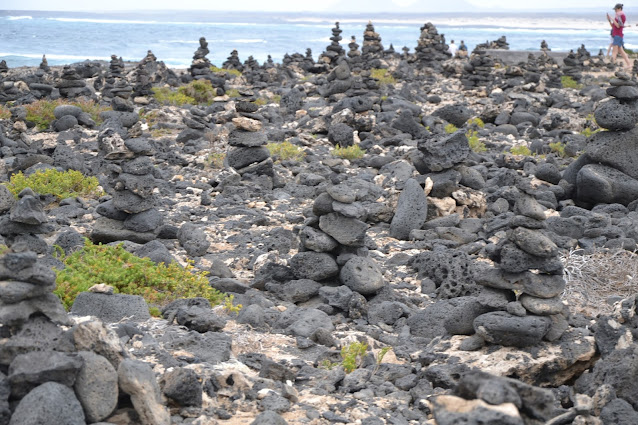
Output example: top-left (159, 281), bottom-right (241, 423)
top-left (0, 10), bottom-right (634, 69)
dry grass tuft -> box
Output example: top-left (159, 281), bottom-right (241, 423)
top-left (561, 248), bottom-right (638, 317)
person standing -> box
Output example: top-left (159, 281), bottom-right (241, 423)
top-left (608, 3), bottom-right (631, 68)
top-left (448, 40), bottom-right (458, 57)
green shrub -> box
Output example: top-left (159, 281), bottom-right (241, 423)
top-left (226, 88), bottom-right (241, 98)
top-left (0, 105), bottom-right (11, 120)
top-left (510, 145), bottom-right (532, 156)
top-left (54, 240), bottom-right (225, 310)
top-left (178, 80), bottom-right (218, 105)
top-left (445, 123), bottom-right (458, 134)
top-left (210, 65), bottom-right (242, 77)
top-left (5, 169), bottom-right (102, 200)
top-left (152, 87), bottom-right (195, 106)
top-left (370, 68), bottom-right (396, 86)
top-left (549, 141), bottom-right (566, 157)
top-left (332, 144), bottom-right (365, 160)
top-left (466, 129), bottom-right (487, 153)
top-left (467, 117), bottom-right (485, 128)
top-left (341, 342), bottom-right (368, 373)
top-left (561, 76), bottom-right (583, 90)
top-left (267, 141), bottom-right (306, 162)
top-left (25, 99), bottom-right (111, 130)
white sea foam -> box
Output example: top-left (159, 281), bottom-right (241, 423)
top-left (7, 16), bottom-right (33, 20)
top-left (45, 17), bottom-right (270, 26)
top-left (230, 39), bottom-right (267, 43)
top-left (0, 52), bottom-right (108, 61)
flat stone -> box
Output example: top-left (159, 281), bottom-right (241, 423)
top-left (519, 294), bottom-right (565, 315)
top-left (508, 227), bottom-right (558, 258)
top-left (474, 311), bottom-right (551, 347)
top-left (74, 351), bottom-right (118, 422)
top-left (319, 212), bottom-right (368, 247)
top-left (70, 292), bottom-right (151, 323)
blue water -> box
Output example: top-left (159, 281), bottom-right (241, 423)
top-left (0, 10), bottom-right (627, 68)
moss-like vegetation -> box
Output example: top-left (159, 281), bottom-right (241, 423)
top-left (467, 117), bottom-right (485, 128)
top-left (226, 88), bottom-right (241, 98)
top-left (206, 152), bottom-right (226, 169)
top-left (549, 141), bottom-right (567, 157)
top-left (466, 129), bottom-right (487, 153)
top-left (54, 240), bottom-right (225, 310)
top-left (210, 65), bottom-right (242, 77)
top-left (25, 99), bottom-right (111, 130)
top-left (561, 76), bottom-right (583, 90)
top-left (445, 123), bottom-right (458, 134)
top-left (370, 68), bottom-right (396, 86)
top-left (153, 80), bottom-right (218, 106)
top-left (267, 141), bottom-right (306, 162)
top-left (0, 105), bottom-right (11, 120)
top-left (510, 145), bottom-right (532, 156)
top-left (332, 144), bottom-right (365, 160)
top-left (5, 169), bottom-right (103, 200)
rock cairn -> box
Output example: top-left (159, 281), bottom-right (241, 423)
top-left (347, 36), bottom-right (363, 72)
top-left (39, 55), bottom-right (50, 72)
top-left (414, 22), bottom-right (450, 67)
top-left (92, 128), bottom-right (162, 244)
top-left (321, 57), bottom-right (353, 97)
top-left (226, 112), bottom-right (273, 179)
top-left (102, 55), bottom-right (133, 102)
top-left (459, 50), bottom-right (497, 90)
top-left (189, 37), bottom-right (213, 80)
top-left (0, 60), bottom-right (8, 75)
top-left (566, 71), bottom-right (638, 206)
top-left (361, 21), bottom-right (384, 67)
top-left (222, 49), bottom-right (244, 72)
top-left (541, 40), bottom-right (550, 51)
top-left (319, 22), bottom-right (345, 66)
top-left (476, 35), bottom-right (509, 50)
top-left (132, 62), bottom-right (152, 98)
top-left (562, 50), bottom-right (583, 82)
top-left (473, 194), bottom-right (568, 347)
top-left (56, 65), bottom-right (89, 98)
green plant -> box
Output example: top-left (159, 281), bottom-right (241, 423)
top-left (0, 105), bottom-right (11, 120)
top-left (561, 76), bottom-right (583, 90)
top-left (466, 129), bottom-right (487, 153)
top-left (223, 294), bottom-right (243, 314)
top-left (149, 306), bottom-right (162, 317)
top-left (370, 68), bottom-right (396, 86)
top-left (467, 117), bottom-right (485, 128)
top-left (253, 98), bottom-right (267, 106)
top-left (152, 87), bottom-right (195, 106)
top-left (25, 99), bottom-right (111, 130)
top-left (150, 128), bottom-right (173, 138)
top-left (341, 342), bottom-right (368, 373)
top-left (210, 65), bottom-right (242, 77)
top-left (510, 145), bottom-right (532, 156)
top-left (549, 141), bottom-right (566, 157)
top-left (178, 80), bottom-right (218, 105)
top-left (445, 123), bottom-right (458, 134)
top-left (581, 127), bottom-right (602, 138)
top-left (319, 359), bottom-right (340, 370)
top-left (380, 95), bottom-right (388, 101)
top-left (54, 240), bottom-right (225, 310)
top-left (267, 141), bottom-right (306, 162)
top-left (332, 144), bottom-right (365, 160)
top-left (5, 169), bottom-right (103, 200)
top-left (372, 346), bottom-right (392, 375)
top-left (226, 88), bottom-right (241, 98)
top-left (206, 152), bottom-right (226, 169)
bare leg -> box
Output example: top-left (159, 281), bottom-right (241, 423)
top-left (607, 43), bottom-right (613, 57)
top-left (612, 45), bottom-right (619, 64)
top-left (620, 46), bottom-right (631, 68)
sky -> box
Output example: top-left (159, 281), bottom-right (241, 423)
top-left (0, 0), bottom-right (615, 12)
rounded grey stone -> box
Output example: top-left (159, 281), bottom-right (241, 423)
top-left (594, 98), bottom-right (638, 131)
top-left (74, 351), bottom-right (118, 422)
top-left (9, 382), bottom-right (85, 425)
top-left (340, 256), bottom-right (384, 295)
top-left (390, 178), bottom-right (428, 240)
top-left (289, 251), bottom-right (339, 281)
top-left (473, 311), bottom-right (551, 347)
top-left (319, 213), bottom-right (368, 247)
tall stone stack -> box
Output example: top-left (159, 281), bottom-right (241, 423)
top-left (562, 50), bottom-right (583, 82)
top-left (537, 51), bottom-right (562, 89)
top-left (473, 194), bottom-right (568, 348)
top-left (39, 55), bottom-right (50, 72)
top-left (476, 36), bottom-right (509, 50)
top-left (102, 55), bottom-right (133, 102)
top-left (132, 62), bottom-right (152, 98)
top-left (319, 22), bottom-right (345, 66)
top-left (189, 37), bottom-right (213, 80)
top-left (225, 114), bottom-right (273, 179)
top-left (361, 21), bottom-right (384, 67)
top-left (540, 40), bottom-right (550, 51)
top-left (0, 60), bottom-right (8, 75)
top-left (414, 22), bottom-right (450, 67)
top-left (347, 36), bottom-right (363, 72)
top-left (565, 72), bottom-right (638, 206)
top-left (577, 44), bottom-right (592, 66)
top-left (223, 49), bottom-right (244, 72)
top-left (459, 50), bottom-right (497, 90)
top-left (91, 132), bottom-right (162, 244)
top-left (56, 65), bottom-right (89, 98)
top-left (289, 182), bottom-right (385, 308)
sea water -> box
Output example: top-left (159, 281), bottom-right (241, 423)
top-left (0, 10), bottom-right (633, 68)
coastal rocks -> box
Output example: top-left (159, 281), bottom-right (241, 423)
top-left (321, 57), bottom-right (352, 97)
top-left (189, 37), bottom-right (214, 80)
top-left (361, 21), bottom-right (384, 68)
top-left (101, 55), bottom-right (133, 101)
top-left (390, 178), bottom-right (428, 240)
top-left (460, 50), bottom-right (499, 91)
top-left (414, 22), bottom-right (450, 67)
top-left (567, 72), bottom-right (638, 206)
top-left (226, 111), bottom-right (273, 178)
top-left (319, 22), bottom-right (345, 66)
top-left (56, 65), bottom-right (90, 98)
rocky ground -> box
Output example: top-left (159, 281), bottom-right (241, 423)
top-left (2, 24), bottom-right (638, 425)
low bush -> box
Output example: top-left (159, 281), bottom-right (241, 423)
top-left (332, 144), bottom-right (365, 160)
top-left (445, 123), bottom-right (458, 134)
top-left (510, 145), bottom-right (532, 156)
top-left (210, 65), bottom-right (242, 77)
top-left (267, 141), bottom-right (306, 162)
top-left (25, 99), bottom-right (110, 130)
top-left (226, 88), bottom-right (241, 98)
top-left (467, 129), bottom-right (487, 153)
top-left (341, 342), bottom-right (368, 373)
top-left (178, 79), bottom-right (218, 105)
top-left (370, 68), bottom-right (396, 86)
top-left (5, 169), bottom-right (102, 200)
top-left (467, 117), bottom-right (485, 128)
top-left (152, 87), bottom-right (195, 106)
top-left (206, 152), bottom-right (226, 169)
top-left (0, 105), bottom-right (11, 120)
top-left (561, 76), bottom-right (583, 90)
top-left (549, 141), bottom-right (566, 157)
top-left (54, 240), bottom-right (225, 310)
